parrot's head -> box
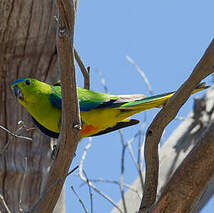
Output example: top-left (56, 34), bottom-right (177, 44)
top-left (11, 78), bottom-right (51, 108)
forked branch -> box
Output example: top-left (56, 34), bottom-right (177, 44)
top-left (139, 39), bottom-right (214, 213)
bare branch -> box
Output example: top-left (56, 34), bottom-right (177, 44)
top-left (0, 125), bottom-right (32, 141)
top-left (127, 122), bottom-right (146, 192)
top-left (119, 130), bottom-right (128, 213)
top-left (84, 178), bottom-right (141, 199)
top-left (79, 139), bottom-right (123, 213)
top-left (126, 56), bottom-right (153, 95)
top-left (137, 129), bottom-right (145, 193)
top-left (74, 48), bottom-right (90, 89)
top-left (79, 138), bottom-right (93, 176)
top-left (96, 70), bottom-right (109, 93)
top-left (0, 124), bottom-right (32, 156)
top-left (139, 39), bottom-right (214, 213)
top-left (0, 194), bottom-right (11, 213)
top-left (153, 120), bottom-right (214, 213)
top-left (29, 166), bottom-right (78, 212)
top-left (71, 186), bottom-right (88, 213)
top-left (80, 176), bottom-right (123, 213)
top-left (19, 157), bottom-right (28, 212)
top-left (82, 170), bottom-right (94, 213)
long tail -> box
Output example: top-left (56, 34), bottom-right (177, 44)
top-left (119, 82), bottom-right (210, 112)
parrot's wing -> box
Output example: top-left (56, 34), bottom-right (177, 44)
top-left (50, 86), bottom-right (136, 111)
top-left (50, 86), bottom-right (62, 108)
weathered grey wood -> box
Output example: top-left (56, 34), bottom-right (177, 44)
top-left (0, 0), bottom-right (66, 212)
top-left (111, 88), bottom-right (214, 213)
top-left (54, 186), bottom-right (66, 213)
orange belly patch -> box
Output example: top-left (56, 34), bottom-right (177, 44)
top-left (81, 125), bottom-right (98, 137)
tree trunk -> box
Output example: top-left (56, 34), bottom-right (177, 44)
top-left (0, 0), bottom-right (64, 212)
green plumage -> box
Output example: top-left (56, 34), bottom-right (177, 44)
top-left (11, 78), bottom-right (209, 138)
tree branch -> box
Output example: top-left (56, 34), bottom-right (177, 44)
top-left (74, 48), bottom-right (90, 89)
top-left (0, 194), bottom-right (11, 213)
top-left (119, 130), bottom-right (128, 213)
top-left (139, 39), bottom-right (214, 213)
top-left (79, 140), bottom-right (123, 213)
top-left (31, 0), bottom-right (80, 212)
top-left (71, 186), bottom-right (89, 213)
top-left (152, 120), bottom-right (214, 213)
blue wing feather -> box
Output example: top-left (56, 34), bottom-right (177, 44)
top-left (50, 86), bottom-right (121, 111)
top-left (50, 89), bottom-right (62, 108)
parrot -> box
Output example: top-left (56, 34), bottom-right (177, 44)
top-left (11, 78), bottom-right (209, 138)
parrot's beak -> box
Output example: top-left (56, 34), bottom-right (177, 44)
top-left (13, 85), bottom-right (24, 101)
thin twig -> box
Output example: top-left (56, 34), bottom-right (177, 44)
top-left (0, 194), bottom-right (11, 213)
top-left (83, 169), bottom-right (93, 213)
top-left (126, 124), bottom-right (145, 193)
top-left (79, 177), bottom-right (123, 213)
top-left (96, 70), bottom-right (108, 93)
top-left (49, 166), bottom-right (79, 192)
top-left (82, 178), bottom-right (141, 200)
top-left (119, 130), bottom-right (128, 213)
top-left (0, 125), bottom-right (32, 141)
top-left (71, 186), bottom-right (88, 213)
top-left (127, 137), bottom-right (138, 168)
top-left (136, 114), bottom-right (147, 191)
top-left (127, 122), bottom-right (146, 171)
top-left (74, 48), bottom-right (90, 90)
top-left (79, 140), bottom-right (123, 213)
top-left (19, 157), bottom-right (28, 212)
top-left (29, 166), bottom-right (78, 212)
top-left (126, 56), bottom-right (153, 95)
top-left (79, 139), bottom-right (92, 175)
top-left (137, 129), bottom-right (145, 192)
top-left (0, 124), bottom-right (32, 155)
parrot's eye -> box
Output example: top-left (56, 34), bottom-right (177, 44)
top-left (25, 80), bottom-right (31, 86)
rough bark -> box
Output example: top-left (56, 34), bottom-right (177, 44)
top-left (153, 89), bottom-right (214, 212)
top-left (31, 0), bottom-right (81, 212)
top-left (0, 0), bottom-right (66, 212)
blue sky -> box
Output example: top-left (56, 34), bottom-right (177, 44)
top-left (65, 1), bottom-right (214, 212)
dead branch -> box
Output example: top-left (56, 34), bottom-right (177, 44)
top-left (126, 56), bottom-right (153, 95)
top-left (0, 124), bottom-right (32, 156)
top-left (83, 178), bottom-right (141, 199)
top-left (82, 169), bottom-right (94, 213)
top-left (0, 194), bottom-right (11, 213)
top-left (0, 125), bottom-right (32, 142)
top-left (96, 70), bottom-right (109, 93)
top-left (79, 139), bottom-right (123, 213)
top-left (119, 130), bottom-right (128, 213)
top-left (139, 39), bottom-right (214, 213)
top-left (29, 166), bottom-right (78, 212)
top-left (153, 120), bottom-right (214, 213)
top-left (74, 48), bottom-right (90, 89)
top-left (71, 186), bottom-right (88, 213)
top-left (31, 0), bottom-right (80, 212)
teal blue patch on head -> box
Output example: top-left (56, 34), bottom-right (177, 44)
top-left (11, 78), bottom-right (26, 87)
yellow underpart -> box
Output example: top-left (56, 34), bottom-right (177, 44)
top-left (81, 108), bottom-right (122, 131)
